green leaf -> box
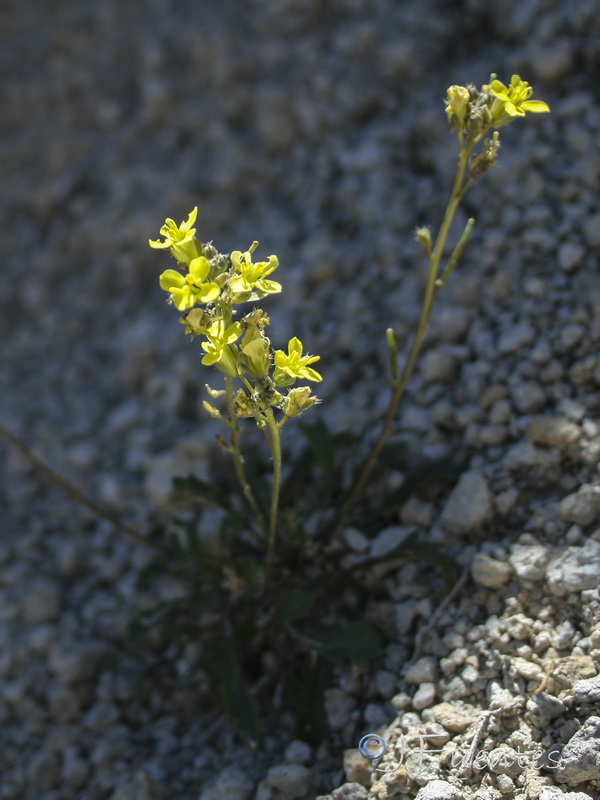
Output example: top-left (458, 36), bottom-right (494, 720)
top-left (221, 631), bottom-right (261, 748)
top-left (294, 655), bottom-right (332, 743)
top-left (291, 620), bottom-right (383, 664)
top-left (397, 540), bottom-right (459, 589)
top-left (128, 599), bottom-right (181, 642)
top-left (172, 474), bottom-right (232, 510)
top-left (276, 587), bottom-right (319, 626)
top-left (382, 456), bottom-right (465, 511)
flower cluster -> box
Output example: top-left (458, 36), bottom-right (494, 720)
top-left (150, 209), bottom-right (322, 423)
top-left (445, 74), bottom-right (549, 177)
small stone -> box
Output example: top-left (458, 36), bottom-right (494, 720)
top-left (539, 790), bottom-right (595, 800)
top-left (487, 746), bottom-right (523, 777)
top-left (284, 740), bottom-right (312, 765)
top-left (49, 640), bottom-right (105, 682)
top-left (109, 772), bottom-right (163, 800)
top-left (509, 543), bottom-right (550, 582)
top-left (343, 749), bottom-right (371, 787)
top-left (528, 416), bottom-right (581, 449)
top-left (370, 525), bottom-right (414, 558)
top-left (572, 674), bottom-right (600, 705)
top-left (527, 693), bottom-right (566, 728)
top-left (471, 552), bottom-right (512, 588)
top-left (441, 471), bottom-right (494, 534)
top-left (532, 40), bottom-right (575, 82)
top-left (414, 780), bottom-right (459, 800)
top-left (582, 213), bottom-right (600, 248)
top-left (395, 599), bottom-right (418, 635)
top-left (557, 485), bottom-right (600, 526)
top-left (420, 350), bottom-right (457, 385)
top-left (343, 527), bottom-right (369, 553)
top-left (404, 656), bottom-right (437, 684)
top-left (554, 716), bottom-right (600, 785)
top-left (495, 488), bottom-right (518, 516)
top-left (503, 442), bottom-right (560, 472)
top-left (144, 439), bottom-right (211, 510)
top-left (487, 682), bottom-right (515, 710)
top-left (324, 689), bottom-right (355, 731)
top-left (331, 784), bottom-right (369, 800)
top-left (412, 682), bottom-right (436, 710)
top-left (548, 656), bottom-right (597, 694)
top-left (440, 676), bottom-right (469, 701)
top-left (21, 577), bottom-right (62, 623)
top-left (26, 750), bottom-right (60, 792)
top-left (546, 540), bottom-right (600, 595)
top-left (511, 657), bottom-right (544, 682)
top-left (266, 764), bottom-right (312, 800)
top-left (498, 322), bottom-right (534, 355)
top-left (510, 381), bottom-right (546, 413)
top-left (558, 241), bottom-right (584, 272)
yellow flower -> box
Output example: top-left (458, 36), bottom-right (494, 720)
top-left (282, 386), bottom-right (321, 417)
top-left (488, 75), bottom-right (550, 127)
top-left (149, 207), bottom-right (201, 264)
top-left (240, 326), bottom-right (271, 378)
top-left (201, 320), bottom-right (242, 376)
top-left (273, 337), bottom-right (322, 387)
top-left (159, 256), bottom-right (221, 311)
top-left (445, 85), bottom-right (471, 132)
top-left (229, 246), bottom-right (281, 302)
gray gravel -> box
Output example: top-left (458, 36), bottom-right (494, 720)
top-left (1, 0), bottom-right (600, 798)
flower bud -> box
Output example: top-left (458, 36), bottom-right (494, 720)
top-left (282, 387), bottom-right (321, 417)
top-left (445, 85), bottom-right (470, 132)
top-left (415, 227), bottom-right (432, 254)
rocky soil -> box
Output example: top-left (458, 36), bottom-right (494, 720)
top-left (1, 0), bottom-right (600, 799)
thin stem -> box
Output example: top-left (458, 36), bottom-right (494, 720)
top-left (333, 141), bottom-right (475, 533)
top-left (264, 408), bottom-right (282, 575)
top-left (437, 217), bottom-right (475, 289)
top-left (225, 376), bottom-right (269, 535)
top-left (0, 422), bottom-right (166, 553)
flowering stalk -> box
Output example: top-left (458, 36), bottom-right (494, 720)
top-left (225, 375), bottom-right (269, 536)
top-left (264, 408), bottom-right (282, 574)
top-left (150, 215), bottom-right (323, 568)
top-left (333, 75), bottom-right (549, 531)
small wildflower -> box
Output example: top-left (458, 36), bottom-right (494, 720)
top-left (229, 247), bottom-right (281, 302)
top-left (273, 337), bottom-right (322, 387)
top-left (201, 320), bottom-right (242, 377)
top-left (159, 256), bottom-right (220, 311)
top-left (179, 308), bottom-right (212, 336)
top-left (445, 85), bottom-right (471, 132)
top-left (149, 207), bottom-right (201, 264)
top-left (233, 389), bottom-right (256, 418)
top-left (488, 74), bottom-right (550, 127)
top-left (283, 386), bottom-right (321, 417)
top-left (240, 326), bottom-right (271, 378)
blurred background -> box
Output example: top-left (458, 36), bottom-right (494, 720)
top-left (1, 0), bottom-right (599, 795)
top-left (1, 0), bottom-right (597, 512)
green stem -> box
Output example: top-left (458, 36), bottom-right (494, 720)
top-left (225, 376), bottom-right (269, 535)
top-left (0, 422), bottom-right (167, 553)
top-left (333, 141), bottom-right (475, 533)
top-left (264, 408), bottom-right (282, 575)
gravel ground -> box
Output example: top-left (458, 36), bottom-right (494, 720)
top-left (1, 1), bottom-right (600, 799)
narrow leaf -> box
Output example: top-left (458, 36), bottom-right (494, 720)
top-left (291, 620), bottom-right (382, 664)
